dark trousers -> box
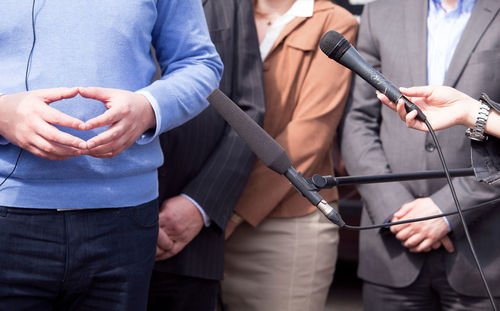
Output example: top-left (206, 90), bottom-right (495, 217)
top-left (148, 270), bottom-right (219, 311)
top-left (0, 200), bottom-right (158, 311)
top-left (363, 250), bottom-right (499, 311)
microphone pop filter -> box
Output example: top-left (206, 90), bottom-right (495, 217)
top-left (207, 89), bottom-right (292, 174)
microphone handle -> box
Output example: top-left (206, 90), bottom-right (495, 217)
top-left (285, 167), bottom-right (345, 226)
top-left (342, 48), bottom-right (426, 120)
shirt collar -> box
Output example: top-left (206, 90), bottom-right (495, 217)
top-left (430, 0), bottom-right (475, 14)
top-left (287, 0), bottom-right (315, 18)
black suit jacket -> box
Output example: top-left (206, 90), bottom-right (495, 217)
top-left (154, 0), bottom-right (265, 281)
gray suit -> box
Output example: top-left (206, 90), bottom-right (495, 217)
top-left (341, 0), bottom-right (500, 302)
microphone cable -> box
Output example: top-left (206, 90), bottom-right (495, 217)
top-left (0, 0), bottom-right (37, 188)
top-left (423, 116), bottom-right (496, 310)
top-left (343, 197), bottom-right (500, 230)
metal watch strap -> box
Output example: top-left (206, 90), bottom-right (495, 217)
top-left (465, 94), bottom-right (491, 141)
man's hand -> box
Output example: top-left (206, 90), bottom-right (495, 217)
top-left (390, 197), bottom-right (454, 253)
top-left (0, 88), bottom-right (87, 160)
top-left (225, 213), bottom-right (244, 240)
top-left (155, 195), bottom-right (204, 261)
top-left (78, 87), bottom-right (156, 158)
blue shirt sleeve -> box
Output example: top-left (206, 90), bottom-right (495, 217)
top-left (137, 0), bottom-right (223, 144)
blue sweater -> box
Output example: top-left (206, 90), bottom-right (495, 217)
top-left (0, 0), bottom-right (223, 209)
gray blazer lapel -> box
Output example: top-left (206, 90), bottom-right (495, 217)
top-left (444, 0), bottom-right (500, 86)
top-left (405, 0), bottom-right (428, 86)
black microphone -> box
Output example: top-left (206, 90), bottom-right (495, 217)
top-left (319, 30), bottom-right (426, 121)
top-left (207, 89), bottom-right (345, 227)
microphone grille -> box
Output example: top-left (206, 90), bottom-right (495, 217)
top-left (319, 30), bottom-right (351, 61)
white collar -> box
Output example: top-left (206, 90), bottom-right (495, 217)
top-left (287, 0), bottom-right (315, 18)
top-left (259, 0), bottom-right (315, 60)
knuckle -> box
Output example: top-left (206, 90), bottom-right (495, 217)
top-left (41, 144), bottom-right (54, 153)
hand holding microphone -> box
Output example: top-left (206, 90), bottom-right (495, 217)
top-left (377, 86), bottom-right (500, 139)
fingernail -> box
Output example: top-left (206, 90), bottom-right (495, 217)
top-left (78, 142), bottom-right (87, 149)
top-left (87, 141), bottom-right (96, 149)
top-left (79, 123), bottom-right (87, 130)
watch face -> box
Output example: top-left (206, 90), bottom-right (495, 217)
top-left (465, 128), bottom-right (487, 141)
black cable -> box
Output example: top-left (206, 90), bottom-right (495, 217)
top-left (338, 112), bottom-right (497, 310)
top-left (0, 0), bottom-right (36, 189)
top-left (425, 118), bottom-right (496, 310)
top-left (343, 197), bottom-right (500, 230)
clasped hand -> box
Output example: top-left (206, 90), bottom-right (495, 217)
top-left (390, 197), bottom-right (454, 253)
top-left (0, 87), bottom-right (156, 160)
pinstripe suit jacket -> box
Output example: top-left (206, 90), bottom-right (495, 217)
top-left (154, 0), bottom-right (265, 281)
top-left (341, 0), bottom-right (500, 296)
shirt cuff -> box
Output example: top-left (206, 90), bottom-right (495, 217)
top-left (135, 90), bottom-right (162, 145)
top-left (436, 206), bottom-right (452, 232)
top-left (180, 193), bottom-right (211, 227)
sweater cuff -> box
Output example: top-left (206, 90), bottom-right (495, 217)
top-left (135, 90), bottom-right (161, 145)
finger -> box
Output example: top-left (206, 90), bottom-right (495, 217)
top-left (29, 135), bottom-right (83, 158)
top-left (82, 108), bottom-right (122, 131)
top-left (157, 229), bottom-right (174, 251)
top-left (410, 245), bottom-right (432, 253)
top-left (85, 120), bottom-right (126, 149)
top-left (376, 91), bottom-right (397, 111)
top-left (431, 241), bottom-right (441, 250)
top-left (35, 120), bottom-right (87, 149)
top-left (410, 238), bottom-right (434, 253)
top-left (32, 87), bottom-right (80, 103)
top-left (441, 236), bottom-right (455, 253)
top-left (396, 101), bottom-right (408, 122)
top-left (25, 146), bottom-right (71, 161)
top-left (394, 226), bottom-right (414, 241)
top-left (42, 105), bottom-right (86, 131)
top-left (405, 110), bottom-right (419, 124)
top-left (78, 87), bottom-right (112, 102)
top-left (155, 246), bottom-right (165, 257)
top-left (402, 233), bottom-right (425, 248)
top-left (399, 86), bottom-right (433, 98)
top-left (86, 135), bottom-right (134, 157)
top-left (390, 222), bottom-right (409, 234)
top-left (162, 243), bottom-right (186, 259)
top-left (393, 203), bottom-right (413, 219)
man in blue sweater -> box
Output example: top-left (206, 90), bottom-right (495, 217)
top-left (0, 1), bottom-right (222, 310)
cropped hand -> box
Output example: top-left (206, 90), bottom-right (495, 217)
top-left (0, 88), bottom-right (86, 160)
top-left (390, 197), bottom-right (454, 253)
top-left (155, 196), bottom-right (204, 261)
top-left (79, 87), bottom-right (156, 158)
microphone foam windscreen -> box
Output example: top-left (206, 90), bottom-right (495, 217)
top-left (207, 89), bottom-right (292, 174)
top-left (319, 30), bottom-right (350, 61)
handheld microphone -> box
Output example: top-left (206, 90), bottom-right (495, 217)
top-left (319, 30), bottom-right (426, 121)
top-left (207, 89), bottom-right (344, 227)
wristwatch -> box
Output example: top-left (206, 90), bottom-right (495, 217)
top-left (465, 93), bottom-right (491, 141)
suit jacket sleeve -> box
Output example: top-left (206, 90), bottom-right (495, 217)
top-left (182, 0), bottom-right (265, 230)
top-left (430, 161), bottom-right (500, 237)
top-left (340, 4), bottom-right (416, 225)
top-left (234, 12), bottom-right (358, 226)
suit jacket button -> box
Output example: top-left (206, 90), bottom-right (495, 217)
top-left (425, 143), bottom-right (435, 152)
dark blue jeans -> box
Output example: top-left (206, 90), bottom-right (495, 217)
top-left (0, 200), bottom-right (158, 311)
